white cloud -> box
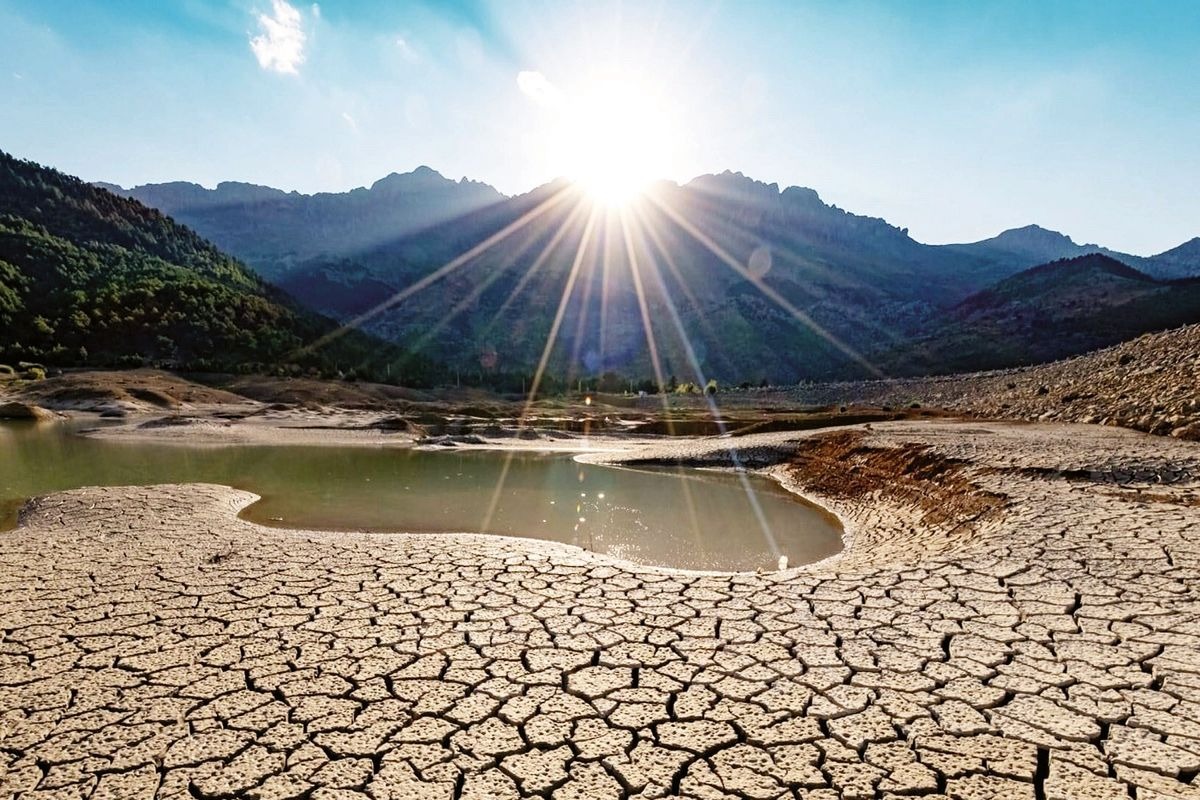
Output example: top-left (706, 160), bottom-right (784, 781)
top-left (311, 3), bottom-right (320, 18)
top-left (250, 0), bottom-right (307, 75)
top-left (341, 111), bottom-right (358, 132)
top-left (517, 70), bottom-right (560, 106)
top-left (395, 36), bottom-right (420, 64)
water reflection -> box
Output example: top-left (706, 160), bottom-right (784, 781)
top-left (0, 420), bottom-right (842, 571)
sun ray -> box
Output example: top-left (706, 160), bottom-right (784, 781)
top-left (479, 448), bottom-right (517, 533)
top-left (482, 196), bottom-right (592, 336)
top-left (646, 191), bottom-right (884, 378)
top-left (616, 207), bottom-right (713, 554)
top-left (599, 215), bottom-right (614, 377)
top-left (483, 207), bottom-right (601, 536)
top-left (566, 229), bottom-right (600, 387)
top-left (623, 209), bottom-right (783, 560)
top-left (297, 184), bottom-right (575, 356)
top-left (521, 205), bottom-right (600, 417)
top-left (635, 202), bottom-right (738, 378)
top-left (410, 193), bottom-right (592, 359)
top-left (618, 209), bottom-right (667, 397)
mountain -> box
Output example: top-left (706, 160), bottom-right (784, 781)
top-left (271, 173), bottom-right (1200, 384)
top-left (1149, 237), bottom-right (1200, 279)
top-left (275, 172), bottom-right (1018, 385)
top-left (887, 254), bottom-right (1200, 374)
top-left (943, 224), bottom-right (1093, 265)
top-left (941, 224), bottom-right (1200, 281)
top-left (103, 168), bottom-right (504, 280)
top-left (0, 150), bottom-right (413, 380)
top-left (99, 163), bottom-right (1200, 385)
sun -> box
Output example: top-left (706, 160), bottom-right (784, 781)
top-left (551, 77), bottom-right (675, 207)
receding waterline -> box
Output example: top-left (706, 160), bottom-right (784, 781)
top-left (0, 421), bottom-right (843, 572)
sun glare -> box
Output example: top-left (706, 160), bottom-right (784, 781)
top-left (552, 77), bottom-right (674, 207)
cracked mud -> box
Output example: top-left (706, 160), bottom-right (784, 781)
top-left (2, 421), bottom-right (1198, 799)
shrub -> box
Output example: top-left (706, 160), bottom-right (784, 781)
top-left (115, 354), bottom-right (146, 368)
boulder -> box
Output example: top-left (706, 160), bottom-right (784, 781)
top-left (0, 401), bottom-right (57, 421)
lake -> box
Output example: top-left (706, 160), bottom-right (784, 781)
top-left (0, 420), bottom-right (842, 571)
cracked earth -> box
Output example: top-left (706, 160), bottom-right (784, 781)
top-left (1, 420), bottom-right (1199, 799)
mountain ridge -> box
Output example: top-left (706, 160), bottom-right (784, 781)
top-left (108, 168), bottom-right (1200, 281)
top-left (102, 167), bottom-right (506, 279)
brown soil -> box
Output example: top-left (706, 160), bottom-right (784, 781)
top-left (1100, 489), bottom-right (1200, 507)
top-left (786, 430), bottom-right (1006, 527)
top-left (8, 369), bottom-right (246, 409)
top-left (211, 374), bottom-right (436, 409)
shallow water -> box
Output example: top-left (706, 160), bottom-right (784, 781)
top-left (0, 420), bottom-right (843, 571)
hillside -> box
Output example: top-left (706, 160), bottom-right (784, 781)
top-left (0, 151), bottom-right (412, 379)
top-left (886, 254), bottom-right (1200, 374)
top-left (103, 168), bottom-right (505, 280)
top-left (793, 321), bottom-right (1200, 440)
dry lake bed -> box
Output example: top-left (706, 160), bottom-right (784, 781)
top-left (1, 419), bottom-right (1199, 799)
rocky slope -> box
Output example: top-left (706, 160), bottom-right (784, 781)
top-left (793, 322), bottom-right (1200, 440)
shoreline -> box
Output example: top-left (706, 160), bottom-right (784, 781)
top-left (4, 411), bottom-right (849, 574)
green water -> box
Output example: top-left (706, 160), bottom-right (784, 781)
top-left (0, 420), bottom-right (843, 571)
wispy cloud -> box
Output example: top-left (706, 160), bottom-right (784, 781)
top-left (517, 70), bottom-right (560, 106)
top-left (341, 111), bottom-right (358, 132)
top-left (250, 0), bottom-right (307, 75)
top-left (395, 36), bottom-right (420, 64)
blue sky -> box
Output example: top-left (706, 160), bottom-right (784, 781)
top-left (1, 0), bottom-right (1197, 254)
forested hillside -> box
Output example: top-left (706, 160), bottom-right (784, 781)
top-left (0, 151), bottom-right (420, 381)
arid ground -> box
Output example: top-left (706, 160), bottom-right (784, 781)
top-left (2, 343), bottom-right (1199, 798)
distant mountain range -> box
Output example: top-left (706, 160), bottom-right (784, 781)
top-left (106, 169), bottom-right (1200, 284)
top-left (943, 223), bottom-right (1200, 281)
top-left (98, 168), bottom-right (503, 280)
top-left (58, 163), bottom-right (1200, 383)
top-left (0, 151), bottom-right (408, 379)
